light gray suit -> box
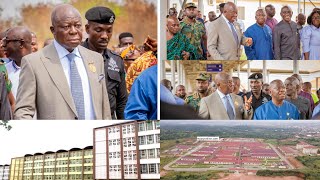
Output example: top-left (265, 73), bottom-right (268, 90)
top-left (14, 43), bottom-right (112, 120)
top-left (199, 91), bottom-right (252, 120)
top-left (207, 16), bottom-right (248, 60)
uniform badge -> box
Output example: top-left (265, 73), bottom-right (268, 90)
top-left (255, 74), bottom-right (258, 79)
top-left (109, 16), bottom-right (115, 23)
top-left (88, 63), bottom-right (96, 73)
top-left (262, 97), bottom-right (268, 104)
top-left (108, 57), bottom-right (120, 72)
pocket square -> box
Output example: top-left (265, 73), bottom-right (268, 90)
top-left (98, 74), bottom-right (105, 82)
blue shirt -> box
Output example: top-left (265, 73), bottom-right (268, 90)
top-left (160, 84), bottom-right (176, 104)
top-left (244, 23), bottom-right (274, 60)
top-left (5, 60), bottom-right (20, 98)
top-left (312, 104), bottom-right (320, 119)
top-left (254, 100), bottom-right (300, 120)
top-left (125, 65), bottom-right (157, 120)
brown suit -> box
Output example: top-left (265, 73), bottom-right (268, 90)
top-left (14, 43), bottom-right (111, 120)
top-left (199, 91), bottom-right (252, 120)
top-left (207, 16), bottom-right (248, 60)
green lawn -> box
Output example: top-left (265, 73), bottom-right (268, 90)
top-left (161, 156), bottom-right (178, 170)
top-left (161, 171), bottom-right (223, 180)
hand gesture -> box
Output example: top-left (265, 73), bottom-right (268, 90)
top-left (245, 37), bottom-right (253, 46)
top-left (181, 51), bottom-right (190, 60)
top-left (244, 95), bottom-right (252, 111)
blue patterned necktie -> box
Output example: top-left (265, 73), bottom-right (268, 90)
top-left (228, 21), bottom-right (239, 45)
top-left (224, 95), bottom-right (235, 120)
top-left (66, 53), bottom-right (85, 120)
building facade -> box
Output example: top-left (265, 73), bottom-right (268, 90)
top-left (0, 165), bottom-right (10, 180)
top-left (9, 147), bottom-right (93, 180)
top-left (94, 120), bottom-right (160, 180)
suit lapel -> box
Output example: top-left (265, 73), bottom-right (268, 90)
top-left (213, 92), bottom-right (229, 119)
top-left (42, 43), bottom-right (77, 115)
top-left (78, 46), bottom-right (99, 118)
top-left (220, 18), bottom-right (238, 46)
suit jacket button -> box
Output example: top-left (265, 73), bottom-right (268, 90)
top-left (75, 117), bottom-right (78, 120)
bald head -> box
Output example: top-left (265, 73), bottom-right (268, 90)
top-left (297, 13), bottom-right (306, 26)
top-left (215, 72), bottom-right (233, 95)
top-left (223, 2), bottom-right (238, 22)
top-left (302, 82), bottom-right (312, 93)
top-left (4, 26), bottom-right (32, 64)
top-left (161, 79), bottom-right (172, 91)
top-left (51, 4), bottom-right (81, 26)
top-left (50, 4), bottom-right (83, 52)
top-left (167, 16), bottom-right (180, 35)
top-left (284, 77), bottom-right (300, 97)
top-left (270, 79), bottom-right (286, 101)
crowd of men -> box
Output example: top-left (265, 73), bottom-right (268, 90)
top-left (0, 4), bottom-right (157, 120)
top-left (161, 72), bottom-right (320, 120)
top-left (167, 2), bottom-right (320, 60)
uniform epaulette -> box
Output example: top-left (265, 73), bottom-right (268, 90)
top-left (108, 49), bottom-right (122, 58)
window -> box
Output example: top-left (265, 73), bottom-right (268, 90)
top-left (156, 134), bottom-right (160, 143)
top-left (140, 150), bottom-right (147, 159)
top-left (148, 149), bottom-right (155, 158)
top-left (139, 122), bottom-right (145, 131)
top-left (156, 121), bottom-right (160, 129)
top-left (157, 148), bottom-right (160, 158)
top-left (149, 164), bottom-right (157, 174)
top-left (146, 121), bottom-right (153, 130)
top-left (147, 135), bottom-right (154, 144)
top-left (139, 136), bottom-right (146, 145)
top-left (141, 164), bottom-right (148, 174)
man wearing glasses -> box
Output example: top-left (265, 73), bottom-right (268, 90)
top-left (4, 26), bottom-right (33, 99)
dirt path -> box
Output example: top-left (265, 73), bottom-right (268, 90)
top-left (287, 157), bottom-right (304, 169)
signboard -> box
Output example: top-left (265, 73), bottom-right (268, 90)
top-left (207, 64), bottom-right (223, 72)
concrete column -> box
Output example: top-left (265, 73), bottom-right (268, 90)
top-left (177, 61), bottom-right (181, 86)
top-left (298, 0), bottom-right (301, 13)
top-left (161, 60), bottom-right (166, 80)
top-left (229, 68), bottom-right (234, 76)
top-left (293, 60), bottom-right (299, 74)
top-left (237, 64), bottom-right (241, 77)
top-left (171, 61), bottom-right (176, 91)
top-left (198, 0), bottom-right (204, 16)
top-left (263, 60), bottom-right (267, 83)
top-left (316, 77), bottom-right (319, 90)
top-left (160, 0), bottom-right (167, 62)
top-left (247, 61), bottom-right (251, 90)
top-left (267, 70), bottom-right (270, 83)
top-left (182, 65), bottom-right (186, 86)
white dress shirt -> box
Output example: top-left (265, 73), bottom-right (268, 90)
top-left (53, 40), bottom-right (95, 120)
top-left (6, 60), bottom-right (20, 99)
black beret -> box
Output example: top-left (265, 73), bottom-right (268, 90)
top-left (85, 6), bottom-right (115, 24)
top-left (248, 73), bottom-right (263, 80)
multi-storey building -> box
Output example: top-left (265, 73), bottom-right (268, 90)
top-left (0, 165), bottom-right (10, 180)
top-left (94, 120), bottom-right (160, 180)
top-left (9, 146), bottom-right (93, 180)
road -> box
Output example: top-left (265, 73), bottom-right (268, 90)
top-left (163, 142), bottom-right (206, 171)
top-left (268, 143), bottom-right (295, 169)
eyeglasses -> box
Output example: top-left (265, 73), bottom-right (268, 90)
top-left (2, 38), bottom-right (26, 47)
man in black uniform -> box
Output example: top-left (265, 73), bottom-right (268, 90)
top-left (82, 6), bottom-right (127, 119)
top-left (243, 73), bottom-right (271, 116)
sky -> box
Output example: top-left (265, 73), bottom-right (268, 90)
top-left (0, 120), bottom-right (126, 165)
top-left (0, 0), bottom-right (157, 20)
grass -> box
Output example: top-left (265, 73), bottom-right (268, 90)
top-left (161, 156), bottom-right (178, 170)
top-left (161, 171), bottom-right (223, 180)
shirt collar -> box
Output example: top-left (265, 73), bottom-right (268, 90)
top-left (221, 14), bottom-right (231, 25)
top-left (12, 60), bottom-right (20, 71)
top-left (53, 40), bottom-right (81, 59)
top-left (217, 89), bottom-right (229, 99)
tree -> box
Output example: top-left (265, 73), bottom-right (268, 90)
top-left (0, 120), bottom-right (12, 131)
